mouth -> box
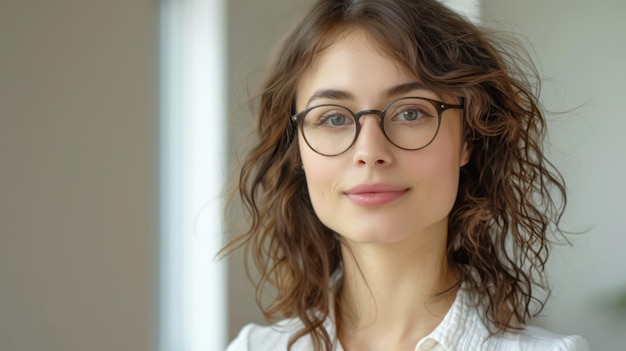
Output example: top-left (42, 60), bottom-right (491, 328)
top-left (344, 183), bottom-right (409, 206)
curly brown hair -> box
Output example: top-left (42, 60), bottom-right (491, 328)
top-left (222, 0), bottom-right (567, 350)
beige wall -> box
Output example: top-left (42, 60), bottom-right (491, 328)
top-left (0, 1), bottom-right (158, 350)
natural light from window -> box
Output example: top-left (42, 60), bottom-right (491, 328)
top-left (159, 0), bottom-right (226, 350)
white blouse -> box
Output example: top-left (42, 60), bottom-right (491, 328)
top-left (226, 284), bottom-right (589, 351)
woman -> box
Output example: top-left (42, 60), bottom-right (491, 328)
top-left (224, 0), bottom-right (589, 350)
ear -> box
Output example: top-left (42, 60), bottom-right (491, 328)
top-left (460, 141), bottom-right (472, 167)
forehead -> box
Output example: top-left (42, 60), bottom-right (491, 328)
top-left (296, 28), bottom-right (419, 108)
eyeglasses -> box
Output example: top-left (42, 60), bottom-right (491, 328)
top-left (291, 96), bottom-right (464, 156)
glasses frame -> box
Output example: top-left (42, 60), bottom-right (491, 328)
top-left (291, 96), bottom-right (464, 156)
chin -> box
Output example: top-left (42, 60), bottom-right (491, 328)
top-left (336, 226), bottom-right (413, 245)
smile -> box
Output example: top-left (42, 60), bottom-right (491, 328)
top-left (344, 183), bottom-right (409, 206)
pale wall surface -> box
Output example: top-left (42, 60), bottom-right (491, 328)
top-left (482, 1), bottom-right (626, 349)
top-left (0, 1), bottom-right (159, 350)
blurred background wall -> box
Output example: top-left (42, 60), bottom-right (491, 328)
top-left (0, 1), bottom-right (158, 350)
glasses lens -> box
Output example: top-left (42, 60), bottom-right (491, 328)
top-left (383, 98), bottom-right (440, 150)
top-left (301, 105), bottom-right (356, 155)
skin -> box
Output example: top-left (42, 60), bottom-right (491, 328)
top-left (295, 28), bottom-right (472, 351)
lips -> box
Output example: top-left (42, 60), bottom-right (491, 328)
top-left (344, 183), bottom-right (409, 206)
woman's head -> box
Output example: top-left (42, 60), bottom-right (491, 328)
top-left (295, 28), bottom-right (471, 246)
top-left (227, 0), bottom-right (566, 349)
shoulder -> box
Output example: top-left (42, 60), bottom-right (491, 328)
top-left (225, 320), bottom-right (297, 351)
top-left (483, 325), bottom-right (590, 351)
top-left (226, 318), bottom-right (329, 351)
top-left (434, 285), bottom-right (589, 351)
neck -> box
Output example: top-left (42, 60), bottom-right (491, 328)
top-left (336, 227), bottom-right (459, 351)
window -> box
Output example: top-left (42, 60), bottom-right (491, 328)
top-left (159, 0), bottom-right (227, 350)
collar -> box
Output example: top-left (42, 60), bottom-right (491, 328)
top-left (416, 282), bottom-right (491, 351)
top-left (324, 282), bottom-right (492, 351)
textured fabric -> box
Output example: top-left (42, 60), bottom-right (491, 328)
top-left (226, 285), bottom-right (589, 351)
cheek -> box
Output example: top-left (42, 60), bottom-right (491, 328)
top-left (299, 136), bottom-right (333, 209)
top-left (414, 131), bottom-right (464, 205)
top-left (415, 153), bottom-right (460, 194)
top-left (302, 165), bottom-right (336, 227)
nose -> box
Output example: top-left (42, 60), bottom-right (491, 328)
top-left (352, 115), bottom-right (393, 166)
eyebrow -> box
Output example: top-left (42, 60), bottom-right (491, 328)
top-left (306, 89), bottom-right (354, 107)
top-left (305, 81), bottom-right (427, 107)
top-left (384, 82), bottom-right (426, 97)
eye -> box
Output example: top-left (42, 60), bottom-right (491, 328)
top-left (396, 108), bottom-right (423, 121)
top-left (326, 113), bottom-right (348, 126)
top-left (391, 105), bottom-right (433, 122)
top-left (313, 109), bottom-right (354, 127)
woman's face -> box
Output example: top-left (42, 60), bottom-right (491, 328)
top-left (295, 29), bottom-right (470, 246)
